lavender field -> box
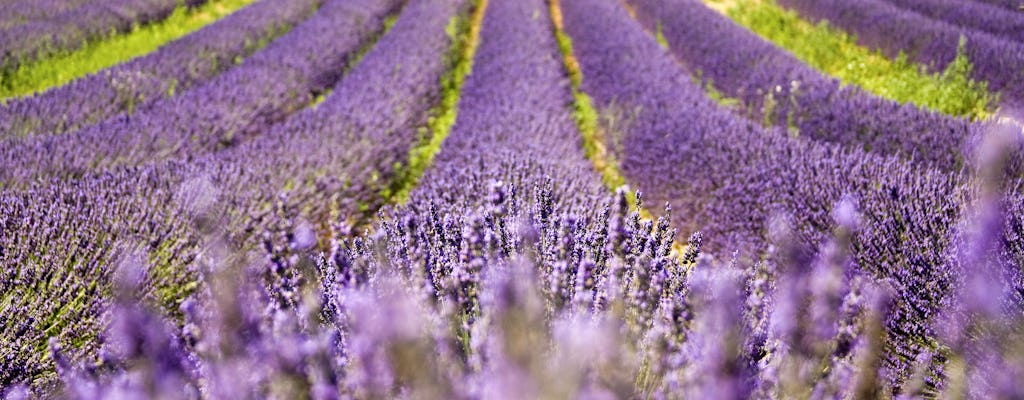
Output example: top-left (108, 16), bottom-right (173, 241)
top-left (2, 0), bottom-right (1024, 398)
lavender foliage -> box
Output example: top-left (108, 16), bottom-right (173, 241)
top-left (972, 0), bottom-right (1024, 11)
top-left (34, 0), bottom-right (894, 392)
top-left (2, 0), bottom-right (1024, 397)
top-left (0, 0), bottom-right (400, 189)
top-left (0, 0), bottom-right (460, 390)
top-left (0, 0), bottom-right (319, 138)
top-left (562, 0), bottom-right (975, 385)
top-left (0, 0), bottom-right (100, 30)
top-left (777, 0), bottom-right (1024, 114)
top-left (881, 0), bottom-right (1024, 44)
top-left (0, 0), bottom-right (200, 73)
top-left (626, 0), bottom-right (994, 174)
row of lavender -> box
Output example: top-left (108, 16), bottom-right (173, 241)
top-left (776, 0), bottom-right (1024, 115)
top-left (625, 0), bottom-right (994, 174)
top-left (0, 0), bottom-right (399, 189)
top-left (1, 0), bottom-right (460, 391)
top-left (0, 0), bottom-right (99, 30)
top-left (976, 0), bottom-right (1023, 10)
top-left (881, 0), bottom-right (1024, 43)
top-left (0, 0), bottom-right (205, 73)
top-left (34, 0), bottom-right (679, 397)
top-left (0, 0), bottom-right (318, 138)
top-left (34, 0), bottom-right (924, 397)
top-left (564, 0), bottom-right (1024, 394)
top-left (3, 0), bottom-right (1022, 396)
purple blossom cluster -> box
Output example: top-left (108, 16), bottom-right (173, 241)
top-left (1, 0), bottom-right (463, 391)
top-left (0, 0), bottom-right (201, 72)
top-left (0, 0), bottom-right (319, 138)
top-left (973, 0), bottom-right (1024, 11)
top-left (559, 0), bottom-right (1024, 387)
top-left (776, 0), bottom-right (1024, 114)
top-left (625, 0), bottom-right (992, 173)
top-left (0, 0), bottom-right (400, 189)
top-left (2, 0), bottom-right (1023, 397)
top-left (31, 1), bottom-right (894, 397)
top-left (881, 0), bottom-right (1024, 44)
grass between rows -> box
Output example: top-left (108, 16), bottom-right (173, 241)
top-left (548, 0), bottom-right (693, 266)
top-left (5, 4), bottom-right (405, 388)
top-left (706, 0), bottom-right (996, 119)
top-left (548, 0), bottom-right (669, 229)
top-left (549, 3), bottom-right (698, 392)
top-left (383, 0), bottom-right (489, 205)
top-left (0, 0), bottom-right (258, 100)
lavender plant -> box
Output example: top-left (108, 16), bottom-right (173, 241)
top-left (0, 0), bottom-right (318, 138)
top-left (776, 0), bottom-right (1024, 116)
top-left (0, 0), bottom-right (464, 389)
top-left (0, 0), bottom-right (201, 74)
top-left (0, 0), bottom-right (401, 189)
top-left (0, 0), bottom-right (100, 29)
top-left (557, 0), bottom-right (1011, 386)
top-left (881, 0), bottom-right (1024, 44)
top-left (626, 0), bottom-right (1001, 174)
top-left (2, 0), bottom-right (1023, 397)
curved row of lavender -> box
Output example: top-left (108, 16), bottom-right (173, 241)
top-left (974, 0), bottom-right (1024, 10)
top-left (0, 0), bottom-right (462, 391)
top-left (776, 0), bottom-right (1024, 114)
top-left (0, 0), bottom-right (400, 189)
top-left (0, 0), bottom-right (205, 73)
top-left (625, 0), bottom-right (989, 173)
top-left (0, 0), bottom-right (101, 30)
top-left (31, 0), bottom-right (910, 397)
top-left (881, 0), bottom-right (1024, 44)
top-left (0, 0), bottom-right (319, 139)
top-left (559, 0), bottom-right (1024, 389)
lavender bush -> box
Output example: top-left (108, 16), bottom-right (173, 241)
top-left (881, 0), bottom-right (1024, 44)
top-left (777, 0), bottom-right (1024, 115)
top-left (625, 0), bottom-right (1001, 174)
top-left (0, 0), bottom-right (400, 189)
top-left (561, 0), bottom-right (1024, 389)
top-left (0, 0), bottom-right (100, 30)
top-left (1, 0), bottom-right (1023, 397)
top-left (0, 0), bottom-right (319, 138)
top-left (0, 0), bottom-right (200, 73)
top-left (1, 0), bottom-right (463, 390)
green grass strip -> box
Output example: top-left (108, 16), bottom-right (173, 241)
top-left (708, 0), bottom-right (996, 119)
top-left (0, 0), bottom-right (257, 100)
top-left (548, 0), bottom-right (635, 203)
top-left (550, 0), bottom-right (696, 260)
top-left (385, 0), bottom-right (488, 204)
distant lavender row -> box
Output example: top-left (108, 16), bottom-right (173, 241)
top-left (973, 0), bottom-right (1024, 10)
top-left (23, 0), bottom-right (975, 398)
top-left (777, 0), bottom-right (1024, 113)
top-left (626, 0), bottom-right (987, 173)
top-left (882, 0), bottom-right (1024, 44)
top-left (0, 0), bottom-right (319, 138)
top-left (0, 0), bottom-right (399, 189)
top-left (0, 0), bottom-right (202, 72)
top-left (386, 0), bottom-right (607, 221)
top-left (560, 0), bottom-right (988, 385)
top-left (0, 0), bottom-right (100, 30)
top-left (0, 0), bottom-right (461, 389)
